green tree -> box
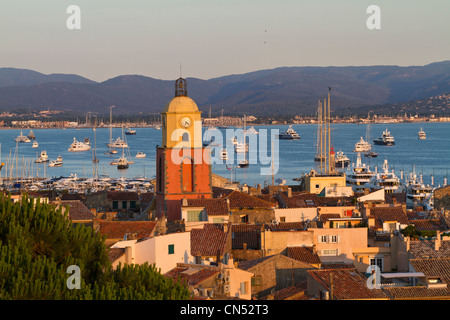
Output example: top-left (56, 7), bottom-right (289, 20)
top-left (0, 194), bottom-right (190, 300)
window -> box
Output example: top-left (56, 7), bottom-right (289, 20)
top-left (240, 281), bottom-right (249, 295)
top-left (370, 258), bottom-right (383, 271)
top-left (122, 201), bottom-right (127, 209)
top-left (319, 235), bottom-right (328, 243)
top-left (280, 217), bottom-right (286, 222)
top-left (168, 244), bottom-right (175, 255)
top-left (112, 201), bottom-right (118, 210)
top-left (187, 210), bottom-right (203, 222)
top-left (321, 249), bottom-right (339, 256)
top-left (315, 184), bottom-right (320, 189)
top-left (330, 235), bottom-right (340, 243)
top-left (130, 201), bottom-right (136, 209)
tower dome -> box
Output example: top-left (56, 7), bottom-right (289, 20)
top-left (164, 77), bottom-right (199, 113)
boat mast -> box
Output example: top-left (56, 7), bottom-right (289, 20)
top-left (326, 88), bottom-right (331, 174)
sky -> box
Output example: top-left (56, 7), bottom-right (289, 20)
top-left (1, 0), bottom-right (449, 82)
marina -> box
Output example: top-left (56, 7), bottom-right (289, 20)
top-left (0, 121), bottom-right (448, 194)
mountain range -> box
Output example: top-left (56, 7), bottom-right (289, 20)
top-left (1, 61), bottom-right (450, 116)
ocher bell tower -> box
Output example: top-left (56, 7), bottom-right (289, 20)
top-left (155, 77), bottom-right (212, 220)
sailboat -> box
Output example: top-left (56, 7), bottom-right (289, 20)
top-left (105, 106), bottom-right (118, 154)
top-left (117, 150), bottom-right (129, 170)
top-left (92, 127), bottom-right (99, 163)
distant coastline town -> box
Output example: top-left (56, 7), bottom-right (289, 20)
top-left (1, 109), bottom-right (450, 130)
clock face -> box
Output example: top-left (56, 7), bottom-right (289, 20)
top-left (180, 117), bottom-right (191, 128)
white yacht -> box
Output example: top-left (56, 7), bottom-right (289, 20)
top-left (405, 167), bottom-right (433, 209)
top-left (107, 137), bottom-right (128, 149)
top-left (346, 153), bottom-right (375, 192)
top-left (278, 125), bottom-right (300, 140)
top-left (365, 159), bottom-right (403, 193)
top-left (35, 150), bottom-right (49, 163)
top-left (334, 150), bottom-right (350, 168)
top-left (418, 128), bottom-right (426, 140)
top-left (68, 138), bottom-right (91, 152)
top-left (32, 141), bottom-right (39, 148)
top-left (353, 137), bottom-right (371, 152)
top-left (234, 141), bottom-right (248, 153)
top-left (15, 131), bottom-right (31, 143)
top-left (244, 126), bottom-right (259, 135)
top-left (48, 156), bottom-right (63, 167)
top-left (135, 151), bottom-right (146, 159)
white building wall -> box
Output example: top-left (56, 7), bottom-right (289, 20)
top-left (274, 207), bottom-right (318, 223)
top-left (111, 232), bottom-right (193, 274)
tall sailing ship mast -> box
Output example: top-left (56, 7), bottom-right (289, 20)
top-left (314, 88), bottom-right (333, 175)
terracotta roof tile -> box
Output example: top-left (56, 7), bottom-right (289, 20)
top-left (409, 219), bottom-right (447, 231)
top-left (320, 214), bottom-right (341, 223)
top-left (231, 224), bottom-right (261, 250)
top-left (164, 266), bottom-right (219, 286)
top-left (409, 241), bottom-right (450, 259)
top-left (97, 221), bottom-right (156, 240)
top-left (185, 198), bottom-right (229, 216)
top-left (370, 206), bottom-right (409, 229)
top-left (307, 268), bottom-right (388, 299)
top-left (288, 247), bottom-right (321, 265)
top-left (265, 222), bottom-right (305, 231)
top-left (238, 254), bottom-right (313, 271)
top-left (383, 258), bottom-right (450, 299)
top-left (225, 191), bottom-right (275, 210)
top-left (54, 200), bottom-right (96, 221)
top-left (108, 247), bottom-right (125, 263)
top-left (190, 223), bottom-right (231, 257)
top-left (260, 281), bottom-right (310, 300)
top-left (410, 258), bottom-right (450, 284)
top-left (277, 192), bottom-right (321, 208)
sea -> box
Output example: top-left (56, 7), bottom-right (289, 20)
top-left (0, 122), bottom-right (449, 189)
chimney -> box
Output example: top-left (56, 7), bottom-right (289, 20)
top-left (435, 231), bottom-right (441, 251)
top-left (125, 246), bottom-right (134, 264)
top-left (287, 187), bottom-right (292, 198)
top-left (406, 236), bottom-right (410, 251)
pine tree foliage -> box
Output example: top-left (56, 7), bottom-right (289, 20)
top-left (0, 194), bottom-right (190, 300)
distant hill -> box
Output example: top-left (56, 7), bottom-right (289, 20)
top-left (0, 62), bottom-right (450, 116)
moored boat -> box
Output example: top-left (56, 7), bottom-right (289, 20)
top-left (68, 138), bottom-right (91, 152)
top-left (48, 156), bottom-right (63, 167)
top-left (353, 137), bottom-right (371, 152)
top-left (135, 151), bottom-right (146, 158)
top-left (373, 128), bottom-right (395, 146)
top-left (15, 131), bottom-right (31, 143)
top-left (278, 125), bottom-right (300, 140)
top-left (35, 150), bottom-right (49, 163)
top-left (27, 130), bottom-right (36, 140)
top-left (418, 128), bottom-right (426, 140)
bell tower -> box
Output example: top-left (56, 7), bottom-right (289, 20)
top-left (155, 77), bottom-right (212, 220)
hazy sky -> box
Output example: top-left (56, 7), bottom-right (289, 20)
top-left (1, 0), bottom-right (449, 82)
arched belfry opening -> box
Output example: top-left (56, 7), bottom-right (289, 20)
top-left (175, 77), bottom-right (187, 97)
